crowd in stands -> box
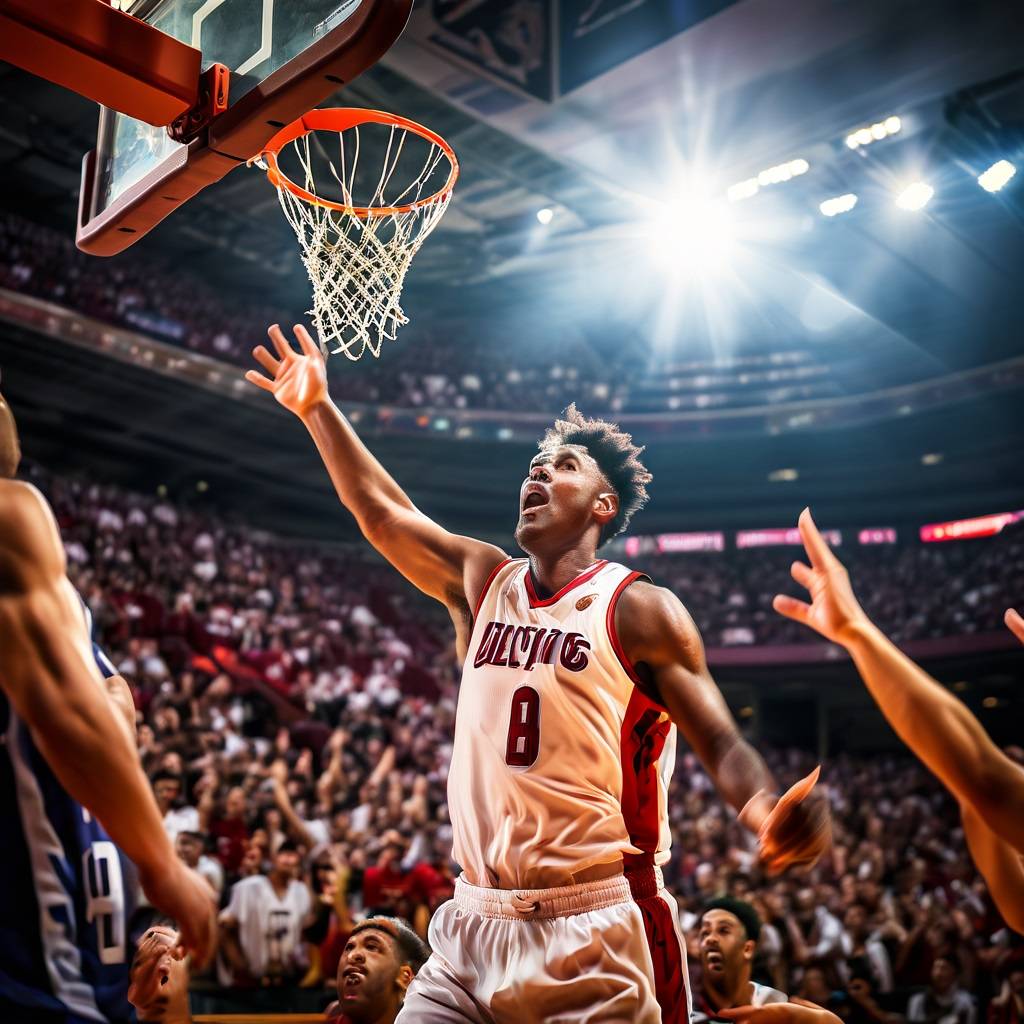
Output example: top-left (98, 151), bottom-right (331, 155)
top-left (19, 458), bottom-right (1023, 1015)
top-left (0, 211), bottom-right (840, 414)
top-left (631, 532), bottom-right (1024, 649)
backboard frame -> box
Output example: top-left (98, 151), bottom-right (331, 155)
top-left (76, 0), bottom-right (413, 256)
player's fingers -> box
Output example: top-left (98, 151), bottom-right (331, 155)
top-left (1005, 608), bottom-right (1024, 645)
top-left (252, 345), bottom-right (280, 374)
top-left (798, 507), bottom-right (835, 570)
top-left (790, 560), bottom-right (814, 590)
top-left (294, 324), bottom-right (321, 359)
top-left (244, 369), bottom-right (275, 393)
top-left (780, 765), bottom-right (821, 807)
top-left (268, 323), bottom-right (295, 361)
top-left (772, 594), bottom-right (811, 624)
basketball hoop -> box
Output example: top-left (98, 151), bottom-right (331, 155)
top-left (254, 108), bottom-right (458, 360)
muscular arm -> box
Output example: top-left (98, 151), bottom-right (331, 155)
top-left (0, 482), bottom-right (175, 876)
top-left (246, 326), bottom-right (505, 633)
top-left (615, 582), bottom-right (776, 814)
top-left (960, 802), bottom-right (1024, 933)
top-left (775, 509), bottom-right (1024, 853)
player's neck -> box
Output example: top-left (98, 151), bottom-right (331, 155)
top-left (527, 546), bottom-right (599, 599)
top-left (704, 973), bottom-right (752, 1012)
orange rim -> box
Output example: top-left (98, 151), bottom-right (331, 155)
top-left (258, 108), bottom-right (459, 218)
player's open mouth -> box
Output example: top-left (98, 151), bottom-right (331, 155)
top-left (342, 966), bottom-right (367, 990)
top-left (522, 485), bottom-right (549, 513)
top-left (705, 952), bottom-right (724, 970)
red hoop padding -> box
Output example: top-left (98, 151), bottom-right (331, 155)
top-left (257, 108), bottom-right (459, 218)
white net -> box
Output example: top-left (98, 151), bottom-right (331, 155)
top-left (261, 121), bottom-right (454, 360)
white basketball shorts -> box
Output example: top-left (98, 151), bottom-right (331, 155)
top-left (395, 869), bottom-right (687, 1023)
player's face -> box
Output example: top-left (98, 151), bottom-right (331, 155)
top-left (0, 389), bottom-right (20, 479)
top-left (335, 928), bottom-right (405, 1018)
top-left (514, 444), bottom-right (615, 552)
top-left (698, 910), bottom-right (753, 983)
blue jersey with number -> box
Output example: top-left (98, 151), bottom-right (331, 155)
top-left (0, 596), bottom-right (137, 1023)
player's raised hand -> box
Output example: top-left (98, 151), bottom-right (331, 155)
top-left (137, 859), bottom-right (217, 970)
top-left (772, 508), bottom-right (870, 647)
top-left (245, 324), bottom-right (328, 419)
top-left (751, 767), bottom-right (831, 876)
top-left (1005, 608), bottom-right (1024, 645)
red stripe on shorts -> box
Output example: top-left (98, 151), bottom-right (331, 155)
top-left (631, 875), bottom-right (689, 1023)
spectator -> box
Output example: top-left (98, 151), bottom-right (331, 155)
top-left (907, 957), bottom-right (977, 1024)
top-left (152, 769), bottom-right (200, 842)
top-left (175, 830), bottom-right (224, 896)
top-left (989, 967), bottom-right (1024, 1024)
top-left (219, 842), bottom-right (313, 987)
top-left (840, 901), bottom-right (893, 994)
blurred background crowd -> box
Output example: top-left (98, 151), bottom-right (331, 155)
top-left (20, 458), bottom-right (1023, 1018)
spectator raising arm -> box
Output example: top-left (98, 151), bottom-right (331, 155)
top-left (774, 508), bottom-right (1024, 931)
top-left (269, 759), bottom-right (317, 849)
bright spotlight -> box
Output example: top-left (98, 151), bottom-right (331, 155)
top-left (789, 158), bottom-right (809, 176)
top-left (651, 198), bottom-right (736, 271)
top-left (536, 207), bottom-right (554, 225)
top-left (819, 193), bottom-right (858, 217)
top-left (978, 159), bottom-right (1016, 193)
top-left (855, 128), bottom-right (873, 147)
top-left (884, 115), bottom-right (902, 134)
top-left (727, 178), bottom-right (759, 202)
top-left (870, 122), bottom-right (887, 140)
top-left (896, 182), bottom-right (934, 210)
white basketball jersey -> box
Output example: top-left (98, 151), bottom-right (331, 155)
top-left (448, 558), bottom-right (677, 888)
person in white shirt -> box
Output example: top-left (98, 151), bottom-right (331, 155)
top-left (839, 902), bottom-right (893, 994)
top-left (907, 957), bottom-right (976, 1024)
top-left (151, 769), bottom-right (200, 842)
top-left (219, 841), bottom-right (313, 986)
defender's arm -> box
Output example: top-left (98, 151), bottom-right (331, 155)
top-left (247, 325), bottom-right (506, 613)
top-left (0, 481), bottom-right (215, 960)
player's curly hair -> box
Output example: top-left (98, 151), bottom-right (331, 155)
top-left (350, 916), bottom-right (430, 974)
top-left (538, 404), bottom-right (652, 543)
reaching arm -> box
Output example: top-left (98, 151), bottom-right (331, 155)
top-left (0, 482), bottom-right (215, 962)
top-left (269, 760), bottom-right (317, 848)
top-left (960, 802), bottom-right (1024, 934)
top-left (774, 508), bottom-right (1024, 853)
top-left (245, 325), bottom-right (506, 620)
top-left (616, 582), bottom-right (830, 872)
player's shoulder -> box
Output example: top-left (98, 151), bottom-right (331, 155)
top-left (614, 576), bottom-right (694, 625)
top-left (0, 480), bottom-right (64, 581)
top-left (613, 576), bottom-right (704, 663)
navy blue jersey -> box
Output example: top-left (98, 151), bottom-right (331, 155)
top-left (0, 594), bottom-right (137, 1023)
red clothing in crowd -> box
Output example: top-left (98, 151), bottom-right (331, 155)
top-left (210, 815), bottom-right (250, 874)
top-left (362, 863), bottom-right (412, 910)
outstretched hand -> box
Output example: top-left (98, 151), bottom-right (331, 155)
top-left (719, 998), bottom-right (835, 1024)
top-left (245, 324), bottom-right (329, 419)
top-left (772, 508), bottom-right (871, 647)
top-left (749, 767), bottom-right (831, 876)
top-left (127, 926), bottom-right (192, 1024)
top-left (1006, 608), bottom-right (1024, 645)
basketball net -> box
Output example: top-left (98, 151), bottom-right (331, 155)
top-left (255, 110), bottom-right (458, 361)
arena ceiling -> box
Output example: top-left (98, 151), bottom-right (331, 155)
top-left (1, 0), bottom-right (1023, 541)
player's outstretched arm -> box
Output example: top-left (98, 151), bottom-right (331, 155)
top-left (719, 998), bottom-right (843, 1024)
top-left (246, 325), bottom-right (506, 613)
top-left (615, 582), bottom-right (831, 873)
top-left (774, 507), bottom-right (1024, 853)
top-left (0, 481), bottom-right (216, 965)
top-left (959, 802), bottom-right (1024, 934)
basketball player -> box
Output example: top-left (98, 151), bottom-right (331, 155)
top-left (0, 387), bottom-right (216, 1023)
top-left (774, 508), bottom-right (1024, 934)
top-left (246, 325), bottom-right (830, 1022)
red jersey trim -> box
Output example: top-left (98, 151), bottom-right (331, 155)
top-left (524, 559), bottom-right (608, 608)
top-left (472, 557), bottom-right (513, 623)
top-left (606, 570), bottom-right (651, 685)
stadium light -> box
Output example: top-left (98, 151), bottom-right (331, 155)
top-left (651, 197), bottom-right (736, 271)
top-left (846, 115), bottom-right (901, 149)
top-left (921, 452), bottom-right (944, 465)
top-left (819, 193), bottom-right (858, 217)
top-left (896, 182), bottom-right (934, 211)
top-left (768, 468), bottom-right (799, 482)
top-left (727, 159), bottom-right (807, 201)
top-left (536, 207), bottom-right (554, 225)
top-left (977, 159), bottom-right (1016, 193)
